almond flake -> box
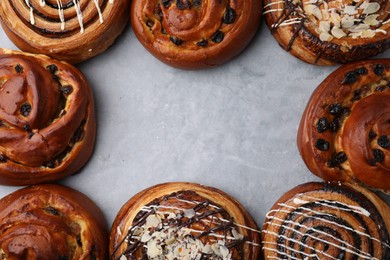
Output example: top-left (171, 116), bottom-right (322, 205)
top-left (343, 5), bottom-right (357, 15)
top-left (140, 232), bottom-right (152, 242)
top-left (147, 240), bottom-right (162, 258)
top-left (232, 228), bottom-right (244, 240)
top-left (341, 16), bottom-right (354, 28)
top-left (360, 29), bottom-right (376, 38)
top-left (364, 14), bottom-right (380, 26)
top-left (220, 245), bottom-right (230, 258)
top-left (331, 26), bottom-right (346, 38)
top-left (304, 4), bottom-right (323, 20)
top-left (184, 208), bottom-right (195, 218)
top-left (330, 11), bottom-right (341, 28)
top-left (362, 2), bottom-right (380, 15)
top-left (145, 215), bottom-right (161, 228)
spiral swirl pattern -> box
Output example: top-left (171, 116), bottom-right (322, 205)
top-left (262, 182), bottom-right (390, 260)
top-left (0, 185), bottom-right (107, 259)
top-left (298, 59), bottom-right (390, 192)
top-left (0, 0), bottom-right (130, 63)
top-left (0, 49), bottom-right (95, 185)
top-left (263, 0), bottom-right (390, 65)
top-left (131, 0), bottom-right (261, 68)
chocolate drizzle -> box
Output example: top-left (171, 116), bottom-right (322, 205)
top-left (114, 191), bottom-right (253, 259)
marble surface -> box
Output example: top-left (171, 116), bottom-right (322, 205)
top-left (0, 20), bottom-right (389, 234)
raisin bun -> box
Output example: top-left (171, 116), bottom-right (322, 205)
top-left (298, 59), bottom-right (390, 193)
top-left (263, 0), bottom-right (390, 65)
top-left (262, 182), bottom-right (390, 259)
top-left (110, 182), bottom-right (260, 259)
top-left (0, 0), bottom-right (130, 63)
top-left (0, 48), bottom-right (95, 185)
top-left (131, 0), bottom-right (261, 69)
top-left (0, 184), bottom-right (108, 259)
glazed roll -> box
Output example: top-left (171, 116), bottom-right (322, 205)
top-left (262, 182), bottom-right (390, 259)
top-left (298, 59), bottom-right (390, 192)
top-left (131, 0), bottom-right (261, 69)
top-left (0, 0), bottom-right (130, 63)
top-left (110, 182), bottom-right (260, 259)
top-left (263, 0), bottom-right (390, 65)
top-left (0, 184), bottom-right (108, 259)
top-left (0, 48), bottom-right (95, 185)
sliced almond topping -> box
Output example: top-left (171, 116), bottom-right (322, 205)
top-left (331, 26), bottom-right (346, 38)
top-left (304, 4), bottom-right (323, 20)
top-left (362, 2), bottom-right (380, 15)
top-left (341, 15), bottom-right (354, 28)
top-left (344, 5), bottom-right (358, 15)
top-left (364, 14), bottom-right (380, 26)
top-left (360, 29), bottom-right (376, 38)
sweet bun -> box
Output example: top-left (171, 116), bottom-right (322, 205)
top-left (0, 0), bottom-right (130, 64)
top-left (298, 59), bottom-right (390, 192)
top-left (131, 0), bottom-right (261, 69)
top-left (263, 0), bottom-right (390, 65)
top-left (262, 182), bottom-right (390, 259)
top-left (0, 184), bottom-right (108, 259)
top-left (110, 182), bottom-right (260, 259)
top-left (0, 48), bottom-right (95, 185)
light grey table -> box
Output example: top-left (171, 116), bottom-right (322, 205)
top-left (0, 20), bottom-right (389, 233)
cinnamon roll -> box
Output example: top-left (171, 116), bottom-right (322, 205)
top-left (0, 0), bottom-right (130, 64)
top-left (131, 0), bottom-right (261, 69)
top-left (0, 184), bottom-right (108, 259)
top-left (298, 59), bottom-right (390, 192)
top-left (0, 48), bottom-right (95, 185)
top-left (110, 182), bottom-right (260, 259)
top-left (262, 182), bottom-right (390, 259)
top-left (263, 0), bottom-right (390, 65)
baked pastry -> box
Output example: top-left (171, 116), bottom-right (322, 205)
top-left (262, 182), bottom-right (390, 259)
top-left (298, 59), bottom-right (390, 192)
top-left (131, 0), bottom-right (261, 69)
top-left (0, 0), bottom-right (130, 64)
top-left (0, 48), bottom-right (95, 185)
top-left (0, 184), bottom-right (108, 259)
top-left (110, 182), bottom-right (260, 259)
top-left (263, 0), bottom-right (390, 65)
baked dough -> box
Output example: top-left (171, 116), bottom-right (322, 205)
top-left (0, 48), bottom-right (95, 185)
top-left (0, 184), bottom-right (108, 259)
top-left (263, 0), bottom-right (390, 65)
top-left (262, 182), bottom-right (390, 259)
top-left (298, 59), bottom-right (390, 192)
top-left (110, 182), bottom-right (260, 259)
top-left (0, 0), bottom-right (130, 63)
top-left (131, 0), bottom-right (261, 69)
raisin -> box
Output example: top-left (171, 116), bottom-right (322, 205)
top-left (23, 123), bottom-right (30, 131)
top-left (329, 119), bottom-right (339, 133)
top-left (15, 64), bottom-right (23, 74)
top-left (369, 130), bottom-right (377, 139)
top-left (375, 85), bottom-right (385, 92)
top-left (377, 135), bottom-right (390, 149)
top-left (0, 154), bottom-right (7, 163)
top-left (342, 71), bottom-right (358, 84)
top-left (352, 89), bottom-right (361, 101)
top-left (196, 39), bottom-right (208, 47)
top-left (193, 0), bottom-right (201, 6)
top-left (328, 103), bottom-right (343, 116)
top-left (58, 256), bottom-right (68, 260)
top-left (355, 67), bottom-right (368, 75)
top-left (373, 149), bottom-right (384, 163)
top-left (46, 64), bottom-right (58, 74)
top-left (315, 139), bottom-right (330, 151)
top-left (368, 158), bottom-right (377, 166)
top-left (45, 206), bottom-right (59, 215)
top-left (76, 234), bottom-right (82, 247)
top-left (223, 8), bottom-right (236, 24)
top-left (162, 0), bottom-right (172, 8)
top-left (176, 0), bottom-right (190, 9)
top-left (170, 36), bottom-right (183, 46)
top-left (327, 159), bottom-right (337, 168)
top-left (20, 103), bottom-right (31, 117)
top-left (211, 30), bottom-right (224, 43)
top-left (374, 64), bottom-right (385, 76)
top-left (60, 85), bottom-right (73, 95)
top-left (316, 117), bottom-right (328, 133)
top-left (334, 151), bottom-right (347, 164)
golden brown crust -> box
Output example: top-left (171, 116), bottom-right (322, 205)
top-left (262, 182), bottom-right (390, 259)
top-left (110, 182), bottom-right (260, 259)
top-left (131, 0), bottom-right (261, 69)
top-left (0, 48), bottom-right (95, 186)
top-left (263, 0), bottom-right (390, 65)
top-left (298, 59), bottom-right (390, 192)
top-left (0, 184), bottom-right (108, 259)
top-left (0, 0), bottom-right (130, 64)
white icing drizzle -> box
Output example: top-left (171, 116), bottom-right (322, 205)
top-left (56, 0), bottom-right (65, 30)
top-left (25, 0), bottom-right (35, 25)
top-left (24, 0), bottom-right (115, 33)
top-left (263, 218), bottom-right (376, 259)
top-left (299, 194), bottom-right (371, 217)
top-left (93, 0), bottom-right (104, 23)
top-left (263, 194), bottom-right (390, 259)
